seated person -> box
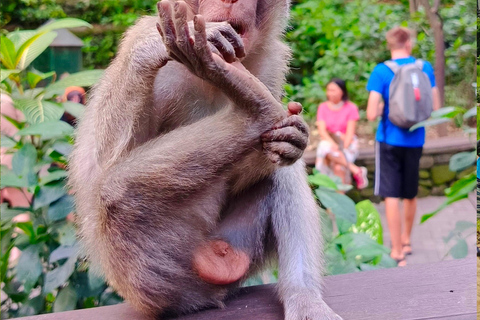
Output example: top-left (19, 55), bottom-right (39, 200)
top-left (315, 78), bottom-right (368, 189)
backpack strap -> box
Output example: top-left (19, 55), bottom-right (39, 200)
top-left (414, 59), bottom-right (424, 70)
top-left (384, 60), bottom-right (400, 74)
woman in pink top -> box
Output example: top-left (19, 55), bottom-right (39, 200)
top-left (315, 79), bottom-right (368, 189)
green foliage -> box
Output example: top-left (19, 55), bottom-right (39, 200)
top-left (309, 171), bottom-right (397, 274)
top-left (285, 0), bottom-right (476, 119)
top-left (0, 21), bottom-right (113, 318)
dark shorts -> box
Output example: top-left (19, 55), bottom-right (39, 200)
top-left (374, 142), bottom-right (423, 199)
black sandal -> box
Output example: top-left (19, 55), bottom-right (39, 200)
top-left (402, 243), bottom-right (412, 255)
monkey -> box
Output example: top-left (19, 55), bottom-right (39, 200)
top-left (68, 0), bottom-right (342, 319)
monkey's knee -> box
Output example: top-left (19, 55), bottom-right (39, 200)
top-left (192, 240), bottom-right (250, 285)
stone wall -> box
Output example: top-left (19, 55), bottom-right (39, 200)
top-left (303, 136), bottom-right (476, 203)
top-left (346, 151), bottom-right (476, 203)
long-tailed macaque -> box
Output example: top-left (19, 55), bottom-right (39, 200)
top-left (69, 0), bottom-right (342, 319)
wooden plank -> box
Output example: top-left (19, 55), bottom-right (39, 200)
top-left (17, 258), bottom-right (476, 320)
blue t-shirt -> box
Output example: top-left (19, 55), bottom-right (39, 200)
top-left (477, 158), bottom-right (480, 179)
top-left (366, 56), bottom-right (436, 147)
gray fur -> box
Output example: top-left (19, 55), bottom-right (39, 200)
top-left (69, 1), bottom-right (341, 319)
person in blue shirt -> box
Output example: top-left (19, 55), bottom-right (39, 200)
top-left (366, 27), bottom-right (440, 267)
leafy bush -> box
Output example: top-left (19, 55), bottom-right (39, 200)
top-left (1, 20), bottom-right (114, 318)
top-left (308, 172), bottom-right (396, 274)
top-left (411, 106), bottom-right (477, 259)
top-left (285, 0), bottom-right (476, 119)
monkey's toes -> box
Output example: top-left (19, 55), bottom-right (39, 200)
top-left (192, 240), bottom-right (250, 285)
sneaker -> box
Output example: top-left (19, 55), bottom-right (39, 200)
top-left (353, 167), bottom-right (368, 189)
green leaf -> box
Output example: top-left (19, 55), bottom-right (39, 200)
top-left (2, 114), bottom-right (24, 129)
top-left (37, 18), bottom-right (93, 32)
top-left (16, 31), bottom-right (58, 70)
top-left (48, 195), bottom-right (74, 222)
top-left (40, 170), bottom-right (68, 185)
top-left (0, 204), bottom-right (30, 223)
top-left (17, 295), bottom-right (44, 317)
top-left (409, 118), bottom-right (451, 132)
top-left (15, 245), bottom-right (42, 292)
top-left (308, 173), bottom-right (337, 190)
top-left (63, 101), bottom-right (85, 119)
top-left (44, 254), bottom-right (77, 293)
top-left (448, 152), bottom-right (476, 172)
top-left (449, 238), bottom-right (468, 259)
top-left (88, 269), bottom-right (106, 291)
top-left (16, 120), bottom-right (74, 140)
top-left (445, 173), bottom-right (476, 197)
top-left (0, 35), bottom-right (17, 69)
top-left (14, 99), bottom-right (64, 124)
top-left (52, 140), bottom-right (73, 156)
top-left (34, 182), bottom-right (67, 210)
top-left (1, 134), bottom-right (18, 148)
top-left (27, 70), bottom-right (55, 89)
top-left (317, 190), bottom-right (357, 224)
top-left (0, 170), bottom-right (29, 188)
top-left (430, 107), bottom-right (463, 119)
top-left (53, 283), bottom-right (78, 312)
top-left (50, 245), bottom-right (78, 263)
top-left (350, 200), bottom-right (383, 244)
top-left (16, 221), bottom-right (35, 241)
top-left (463, 107), bottom-right (476, 120)
top-left (335, 233), bottom-right (389, 263)
top-left (12, 143), bottom-right (37, 177)
top-left (1, 69), bottom-right (21, 82)
top-left (7, 30), bottom-right (37, 49)
top-left (57, 223), bottom-right (77, 246)
top-left (44, 70), bottom-right (104, 97)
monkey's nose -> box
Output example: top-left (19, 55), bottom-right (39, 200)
top-left (222, 0), bottom-right (239, 3)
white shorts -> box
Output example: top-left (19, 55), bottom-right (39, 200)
top-left (315, 134), bottom-right (359, 173)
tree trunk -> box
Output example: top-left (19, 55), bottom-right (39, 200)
top-left (409, 0), bottom-right (417, 17)
top-left (419, 0), bottom-right (445, 107)
top-left (419, 0), bottom-right (446, 136)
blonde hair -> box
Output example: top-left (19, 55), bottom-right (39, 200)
top-left (386, 27), bottom-right (414, 50)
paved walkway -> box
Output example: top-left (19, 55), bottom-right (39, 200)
top-left (374, 193), bottom-right (476, 265)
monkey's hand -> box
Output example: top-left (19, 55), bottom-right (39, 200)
top-left (157, 1), bottom-right (245, 79)
top-left (261, 102), bottom-right (309, 166)
top-left (284, 289), bottom-right (343, 320)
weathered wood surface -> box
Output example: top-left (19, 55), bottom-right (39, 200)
top-left (17, 258), bottom-right (476, 320)
top-left (303, 135), bottom-right (474, 165)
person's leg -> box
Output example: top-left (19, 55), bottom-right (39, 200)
top-left (401, 197), bottom-right (416, 255)
top-left (384, 197), bottom-right (405, 266)
top-left (375, 142), bottom-right (405, 266)
top-left (400, 146), bottom-right (423, 255)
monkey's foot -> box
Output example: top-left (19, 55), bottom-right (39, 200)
top-left (192, 240), bottom-right (250, 285)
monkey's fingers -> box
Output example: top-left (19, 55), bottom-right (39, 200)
top-left (263, 141), bottom-right (303, 166)
top-left (193, 15), bottom-right (227, 79)
top-left (271, 114), bottom-right (309, 135)
top-left (287, 101), bottom-right (303, 116)
top-left (261, 126), bottom-right (308, 150)
top-left (218, 25), bottom-right (245, 59)
top-left (209, 32), bottom-right (236, 63)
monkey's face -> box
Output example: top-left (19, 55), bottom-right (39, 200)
top-left (195, 0), bottom-right (290, 54)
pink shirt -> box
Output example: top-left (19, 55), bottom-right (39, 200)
top-left (316, 101), bottom-right (359, 134)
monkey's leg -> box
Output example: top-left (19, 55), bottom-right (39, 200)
top-left (269, 162), bottom-right (343, 320)
top-left (193, 177), bottom-right (275, 285)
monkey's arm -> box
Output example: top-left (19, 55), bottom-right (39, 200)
top-left (91, 14), bottom-right (246, 168)
top-left (157, 1), bottom-right (287, 125)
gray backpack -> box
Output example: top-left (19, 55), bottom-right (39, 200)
top-left (384, 59), bottom-right (433, 129)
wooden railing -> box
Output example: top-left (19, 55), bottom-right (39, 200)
top-left (17, 258), bottom-right (476, 320)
